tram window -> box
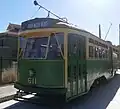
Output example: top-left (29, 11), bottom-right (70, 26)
top-left (101, 49), bottom-right (104, 58)
top-left (47, 36), bottom-right (58, 59)
top-left (95, 47), bottom-right (98, 58)
top-left (26, 38), bottom-right (47, 58)
top-left (68, 33), bottom-right (80, 56)
top-left (95, 47), bottom-right (100, 58)
top-left (73, 44), bottom-right (77, 54)
top-left (23, 32), bottom-right (64, 59)
top-left (89, 46), bottom-right (93, 58)
top-left (99, 48), bottom-right (102, 58)
top-left (19, 37), bottom-right (27, 50)
top-left (47, 33), bottom-right (64, 60)
top-left (89, 38), bottom-right (94, 44)
top-left (102, 49), bottom-right (106, 58)
top-left (104, 50), bottom-right (107, 58)
top-left (95, 40), bottom-right (99, 45)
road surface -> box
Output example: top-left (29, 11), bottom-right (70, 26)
top-left (1, 73), bottom-right (120, 109)
top-left (0, 85), bottom-right (17, 98)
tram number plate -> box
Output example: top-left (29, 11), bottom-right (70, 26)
top-left (28, 77), bottom-right (36, 84)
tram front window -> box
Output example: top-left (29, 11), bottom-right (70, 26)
top-left (23, 32), bottom-right (64, 60)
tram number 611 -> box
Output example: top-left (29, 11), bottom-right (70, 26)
top-left (28, 77), bottom-right (36, 84)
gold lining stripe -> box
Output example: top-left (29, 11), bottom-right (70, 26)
top-left (64, 32), bottom-right (68, 88)
top-left (45, 36), bottom-right (50, 59)
top-left (19, 28), bottom-right (67, 37)
top-left (54, 34), bottom-right (64, 59)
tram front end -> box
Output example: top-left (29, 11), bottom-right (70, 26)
top-left (14, 18), bottom-right (68, 101)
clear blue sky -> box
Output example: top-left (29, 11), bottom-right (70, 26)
top-left (0, 0), bottom-right (119, 45)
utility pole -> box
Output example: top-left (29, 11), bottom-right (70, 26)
top-left (118, 24), bottom-right (120, 62)
top-left (99, 24), bottom-right (101, 39)
top-left (118, 24), bottom-right (120, 46)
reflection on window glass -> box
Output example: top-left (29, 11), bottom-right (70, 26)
top-left (19, 37), bottom-right (27, 49)
top-left (24, 37), bottom-right (48, 58)
top-left (102, 49), bottom-right (106, 58)
top-left (73, 44), bottom-right (77, 54)
top-left (89, 46), bottom-right (93, 58)
top-left (95, 47), bottom-right (97, 58)
top-left (23, 32), bottom-right (64, 60)
top-left (99, 48), bottom-right (102, 58)
top-left (19, 37), bottom-right (27, 58)
top-left (47, 33), bottom-right (64, 60)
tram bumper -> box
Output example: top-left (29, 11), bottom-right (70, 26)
top-left (14, 82), bottom-right (67, 95)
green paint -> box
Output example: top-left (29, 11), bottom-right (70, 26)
top-left (18, 59), bottom-right (64, 87)
top-left (87, 60), bottom-right (112, 79)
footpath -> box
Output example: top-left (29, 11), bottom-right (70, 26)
top-left (0, 84), bottom-right (17, 103)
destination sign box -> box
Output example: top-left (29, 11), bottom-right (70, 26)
top-left (21, 18), bottom-right (61, 30)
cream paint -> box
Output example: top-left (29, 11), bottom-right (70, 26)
top-left (64, 32), bottom-right (68, 88)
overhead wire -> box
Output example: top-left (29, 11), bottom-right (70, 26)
top-left (33, 0), bottom-right (78, 27)
top-left (30, 6), bottom-right (41, 19)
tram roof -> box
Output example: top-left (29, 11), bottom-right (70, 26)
top-left (21, 18), bottom-right (98, 37)
top-left (21, 17), bottom-right (88, 33)
top-left (21, 17), bottom-right (117, 46)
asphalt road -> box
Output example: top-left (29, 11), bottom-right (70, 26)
top-left (1, 74), bottom-right (120, 109)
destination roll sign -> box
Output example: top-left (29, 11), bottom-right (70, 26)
top-left (21, 18), bottom-right (61, 30)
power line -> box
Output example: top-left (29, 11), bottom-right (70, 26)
top-left (33, 0), bottom-right (67, 22)
top-left (33, 0), bottom-right (78, 27)
top-left (30, 7), bottom-right (41, 19)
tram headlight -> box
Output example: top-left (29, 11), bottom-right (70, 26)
top-left (29, 69), bottom-right (36, 77)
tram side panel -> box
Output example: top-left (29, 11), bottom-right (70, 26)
top-left (86, 39), bottom-right (113, 90)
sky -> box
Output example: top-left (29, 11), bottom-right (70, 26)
top-left (0, 0), bottom-right (120, 45)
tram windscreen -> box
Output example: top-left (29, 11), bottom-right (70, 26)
top-left (23, 32), bottom-right (64, 60)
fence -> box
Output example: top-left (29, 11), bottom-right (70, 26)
top-left (0, 58), bottom-right (17, 84)
top-left (0, 36), bottom-right (18, 84)
top-left (1, 58), bottom-right (17, 84)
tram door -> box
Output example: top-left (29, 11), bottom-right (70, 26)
top-left (67, 33), bottom-right (87, 97)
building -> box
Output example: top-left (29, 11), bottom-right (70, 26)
top-left (0, 23), bottom-right (21, 58)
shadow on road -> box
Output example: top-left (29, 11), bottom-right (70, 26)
top-left (65, 74), bottom-right (120, 109)
top-left (5, 74), bottom-right (120, 109)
